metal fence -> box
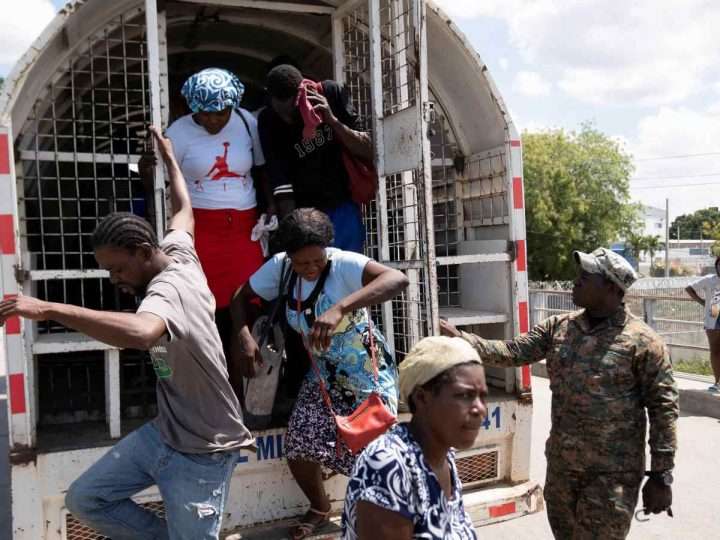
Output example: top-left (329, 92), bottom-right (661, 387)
top-left (529, 278), bottom-right (707, 363)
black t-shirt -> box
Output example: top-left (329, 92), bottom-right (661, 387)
top-left (258, 80), bottom-right (358, 210)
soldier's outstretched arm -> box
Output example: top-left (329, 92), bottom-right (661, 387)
top-left (442, 317), bottom-right (556, 367)
top-left (640, 340), bottom-right (679, 472)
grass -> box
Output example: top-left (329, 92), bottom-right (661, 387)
top-left (674, 360), bottom-right (714, 377)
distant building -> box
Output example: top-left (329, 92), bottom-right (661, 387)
top-left (642, 205), bottom-right (666, 238)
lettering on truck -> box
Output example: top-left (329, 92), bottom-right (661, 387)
top-left (240, 406), bottom-right (502, 465)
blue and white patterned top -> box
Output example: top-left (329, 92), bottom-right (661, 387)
top-left (249, 248), bottom-right (398, 412)
top-left (342, 423), bottom-right (478, 539)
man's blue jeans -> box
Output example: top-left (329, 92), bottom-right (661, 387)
top-left (65, 422), bottom-right (240, 540)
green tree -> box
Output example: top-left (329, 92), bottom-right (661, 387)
top-left (702, 221), bottom-right (720, 256)
top-left (670, 207), bottom-right (720, 239)
top-left (523, 124), bottom-right (639, 280)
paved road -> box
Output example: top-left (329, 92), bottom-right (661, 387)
top-left (482, 376), bottom-right (718, 540)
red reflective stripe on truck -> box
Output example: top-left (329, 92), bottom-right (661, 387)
top-left (0, 214), bottom-right (16, 254)
top-left (518, 301), bottom-right (529, 333)
top-left (2, 295), bottom-right (20, 334)
top-left (512, 177), bottom-right (523, 209)
top-left (510, 140), bottom-right (521, 148)
top-left (489, 501), bottom-right (516, 518)
top-left (521, 365), bottom-right (531, 389)
top-left (9, 373), bottom-right (26, 414)
top-left (0, 134), bottom-right (9, 174)
top-left (516, 239), bottom-right (526, 272)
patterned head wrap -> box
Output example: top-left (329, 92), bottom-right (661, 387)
top-left (181, 68), bottom-right (245, 113)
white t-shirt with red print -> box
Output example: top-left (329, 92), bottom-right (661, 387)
top-left (166, 109), bottom-right (266, 210)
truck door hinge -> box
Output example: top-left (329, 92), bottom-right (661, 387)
top-left (507, 240), bottom-right (517, 262)
top-left (14, 265), bottom-right (29, 283)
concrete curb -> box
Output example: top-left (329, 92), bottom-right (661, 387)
top-left (531, 362), bottom-right (720, 420)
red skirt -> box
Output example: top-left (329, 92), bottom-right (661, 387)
top-left (193, 208), bottom-right (264, 309)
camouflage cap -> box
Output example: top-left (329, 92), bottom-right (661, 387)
top-left (573, 247), bottom-right (637, 291)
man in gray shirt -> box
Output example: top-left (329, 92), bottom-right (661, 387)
top-left (0, 127), bottom-right (251, 540)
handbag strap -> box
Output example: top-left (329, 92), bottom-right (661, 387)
top-left (296, 278), bottom-right (380, 416)
top-left (258, 256), bottom-right (292, 347)
top-left (235, 108), bottom-right (255, 167)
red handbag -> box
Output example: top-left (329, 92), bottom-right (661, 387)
top-left (297, 282), bottom-right (395, 455)
top-left (341, 150), bottom-right (379, 206)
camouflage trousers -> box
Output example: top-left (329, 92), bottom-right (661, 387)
top-left (544, 463), bottom-right (643, 540)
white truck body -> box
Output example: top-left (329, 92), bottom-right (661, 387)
top-left (0, 1), bottom-right (541, 538)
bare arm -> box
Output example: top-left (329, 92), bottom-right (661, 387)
top-left (0, 295), bottom-right (166, 350)
top-left (356, 501), bottom-right (413, 540)
top-left (685, 285), bottom-right (704, 306)
top-left (309, 261), bottom-right (409, 350)
top-left (328, 117), bottom-right (373, 161)
top-left (229, 283), bottom-right (264, 377)
top-left (148, 126), bottom-right (194, 237)
top-left (254, 166), bottom-right (278, 218)
top-left (307, 87), bottom-right (373, 161)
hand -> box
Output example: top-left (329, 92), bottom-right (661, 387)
top-left (439, 318), bottom-right (462, 338)
top-left (232, 331), bottom-right (264, 378)
top-left (265, 202), bottom-right (278, 221)
top-left (641, 477), bottom-right (672, 515)
top-left (310, 305), bottom-right (343, 351)
top-left (306, 87), bottom-right (337, 125)
top-left (148, 125), bottom-right (177, 165)
top-left (0, 294), bottom-right (51, 324)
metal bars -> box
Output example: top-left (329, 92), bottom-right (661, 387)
top-left (14, 6), bottom-right (160, 446)
top-left (337, 3), bottom-right (372, 132)
top-left (379, 0), bottom-right (416, 116)
top-left (18, 10), bottom-right (152, 322)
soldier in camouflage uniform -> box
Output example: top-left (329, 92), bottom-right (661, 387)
top-left (441, 247), bottom-right (678, 540)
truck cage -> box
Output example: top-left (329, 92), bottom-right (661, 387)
top-left (0, 1), bottom-right (537, 538)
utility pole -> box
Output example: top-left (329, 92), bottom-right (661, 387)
top-left (664, 198), bottom-right (670, 277)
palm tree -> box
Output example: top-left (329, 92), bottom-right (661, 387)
top-left (644, 235), bottom-right (661, 264)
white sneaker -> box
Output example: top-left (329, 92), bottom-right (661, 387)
top-left (709, 384), bottom-right (720, 394)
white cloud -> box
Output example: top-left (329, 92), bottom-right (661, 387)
top-left (0, 0), bottom-right (56, 66)
top-left (513, 71), bottom-right (551, 97)
top-left (436, 0), bottom-right (720, 107)
top-left (628, 106), bottom-right (720, 218)
top-left (498, 57), bottom-right (509, 71)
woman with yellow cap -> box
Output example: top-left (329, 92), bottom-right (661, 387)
top-left (341, 336), bottom-right (487, 539)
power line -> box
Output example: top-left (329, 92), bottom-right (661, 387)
top-left (631, 172), bottom-right (720, 182)
top-left (632, 181), bottom-right (719, 190)
top-left (635, 151), bottom-right (720, 162)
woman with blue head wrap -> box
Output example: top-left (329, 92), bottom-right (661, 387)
top-left (140, 68), bottom-right (276, 396)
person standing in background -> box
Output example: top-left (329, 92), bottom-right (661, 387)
top-left (686, 256), bottom-right (720, 392)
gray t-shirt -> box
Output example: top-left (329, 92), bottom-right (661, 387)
top-left (137, 229), bottom-right (252, 453)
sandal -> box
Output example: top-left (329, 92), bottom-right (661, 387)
top-left (290, 507), bottom-right (331, 539)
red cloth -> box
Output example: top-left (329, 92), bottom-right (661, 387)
top-left (193, 208), bottom-right (264, 309)
top-left (296, 79), bottom-right (324, 141)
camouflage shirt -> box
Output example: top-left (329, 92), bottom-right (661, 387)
top-left (461, 305), bottom-right (678, 473)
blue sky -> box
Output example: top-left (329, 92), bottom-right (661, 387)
top-left (2, 0), bottom-right (718, 222)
